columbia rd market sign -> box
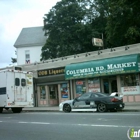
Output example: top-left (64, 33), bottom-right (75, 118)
top-left (65, 54), bottom-right (140, 80)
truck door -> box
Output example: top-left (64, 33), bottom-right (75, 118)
top-left (15, 72), bottom-right (27, 102)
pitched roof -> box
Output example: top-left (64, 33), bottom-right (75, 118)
top-left (14, 26), bottom-right (47, 48)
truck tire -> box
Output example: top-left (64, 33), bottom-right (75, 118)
top-left (0, 108), bottom-right (3, 113)
top-left (5, 108), bottom-right (9, 110)
top-left (12, 108), bottom-right (22, 113)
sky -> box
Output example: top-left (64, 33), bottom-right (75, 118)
top-left (0, 0), bottom-right (60, 68)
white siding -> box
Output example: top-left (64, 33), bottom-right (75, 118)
top-left (17, 46), bottom-right (42, 65)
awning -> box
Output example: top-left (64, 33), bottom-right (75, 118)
top-left (65, 54), bottom-right (140, 80)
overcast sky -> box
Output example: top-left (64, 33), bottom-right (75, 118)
top-left (0, 0), bottom-right (60, 68)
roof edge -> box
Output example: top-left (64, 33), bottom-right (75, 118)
top-left (14, 43), bottom-right (45, 48)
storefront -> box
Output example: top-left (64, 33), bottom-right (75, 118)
top-left (36, 67), bottom-right (71, 107)
top-left (65, 54), bottom-right (140, 103)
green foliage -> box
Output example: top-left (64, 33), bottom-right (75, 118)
top-left (41, 0), bottom-right (104, 60)
top-left (106, 0), bottom-right (140, 47)
top-left (41, 0), bottom-right (140, 60)
top-left (11, 58), bottom-right (17, 63)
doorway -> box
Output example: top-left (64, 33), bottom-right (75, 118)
top-left (48, 84), bottom-right (59, 105)
top-left (103, 76), bottom-right (118, 94)
top-left (111, 79), bottom-right (118, 93)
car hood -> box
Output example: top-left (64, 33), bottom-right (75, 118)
top-left (61, 99), bottom-right (74, 104)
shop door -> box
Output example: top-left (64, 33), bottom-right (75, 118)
top-left (39, 86), bottom-right (47, 106)
top-left (49, 85), bottom-right (59, 105)
top-left (111, 79), bottom-right (118, 93)
top-left (103, 77), bottom-right (117, 94)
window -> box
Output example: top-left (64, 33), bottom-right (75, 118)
top-left (78, 93), bottom-right (91, 100)
top-left (75, 79), bottom-right (86, 95)
top-left (91, 93), bottom-right (108, 98)
top-left (91, 94), bottom-right (97, 98)
top-left (15, 78), bottom-right (20, 86)
top-left (88, 78), bottom-right (100, 92)
top-left (15, 67), bottom-right (22, 71)
top-left (121, 74), bottom-right (138, 87)
top-left (25, 50), bottom-right (30, 64)
top-left (21, 79), bottom-right (26, 86)
top-left (61, 83), bottom-right (68, 98)
top-left (40, 86), bottom-right (46, 99)
top-left (0, 87), bottom-right (6, 95)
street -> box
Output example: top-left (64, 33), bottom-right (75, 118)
top-left (0, 112), bottom-right (140, 140)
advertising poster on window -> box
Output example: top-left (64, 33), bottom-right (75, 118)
top-left (26, 74), bottom-right (33, 85)
top-left (61, 83), bottom-right (68, 98)
top-left (88, 78), bottom-right (100, 92)
top-left (76, 80), bottom-right (86, 95)
top-left (121, 86), bottom-right (140, 95)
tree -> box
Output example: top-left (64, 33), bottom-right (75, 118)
top-left (41, 0), bottom-right (140, 60)
top-left (41, 0), bottom-right (105, 60)
top-left (11, 51), bottom-right (17, 63)
top-left (106, 0), bottom-right (140, 47)
top-left (11, 57), bottom-right (17, 63)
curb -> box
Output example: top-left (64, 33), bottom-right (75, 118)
top-left (21, 109), bottom-right (140, 113)
top-left (22, 110), bottom-right (60, 112)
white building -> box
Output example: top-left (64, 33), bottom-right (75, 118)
top-left (14, 26), bottom-right (47, 65)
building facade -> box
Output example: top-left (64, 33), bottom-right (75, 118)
top-left (18, 43), bottom-right (140, 107)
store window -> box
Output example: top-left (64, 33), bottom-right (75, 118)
top-left (88, 78), bottom-right (100, 92)
top-left (121, 74), bottom-right (140, 95)
top-left (61, 83), bottom-right (68, 98)
top-left (75, 79), bottom-right (86, 95)
top-left (40, 86), bottom-right (46, 99)
top-left (121, 74), bottom-right (138, 87)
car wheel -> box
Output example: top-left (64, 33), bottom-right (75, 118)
top-left (97, 103), bottom-right (107, 112)
top-left (63, 104), bottom-right (71, 113)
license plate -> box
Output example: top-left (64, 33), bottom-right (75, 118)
top-left (120, 104), bottom-right (122, 107)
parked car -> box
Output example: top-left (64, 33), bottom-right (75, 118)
top-left (59, 92), bottom-right (125, 113)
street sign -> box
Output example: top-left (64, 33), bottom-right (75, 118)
top-left (92, 38), bottom-right (103, 47)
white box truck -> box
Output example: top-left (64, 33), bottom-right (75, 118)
top-left (0, 68), bottom-right (34, 113)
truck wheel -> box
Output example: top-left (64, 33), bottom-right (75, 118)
top-left (12, 108), bottom-right (22, 113)
top-left (0, 108), bottom-right (3, 113)
top-left (5, 108), bottom-right (9, 110)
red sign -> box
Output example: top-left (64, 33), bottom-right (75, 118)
top-left (76, 81), bottom-right (83, 85)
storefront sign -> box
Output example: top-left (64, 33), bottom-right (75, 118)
top-left (121, 86), bottom-right (140, 95)
top-left (65, 54), bottom-right (140, 80)
top-left (38, 67), bottom-right (65, 77)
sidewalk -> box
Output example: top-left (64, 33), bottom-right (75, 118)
top-left (23, 106), bottom-right (59, 112)
top-left (22, 103), bottom-right (140, 112)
